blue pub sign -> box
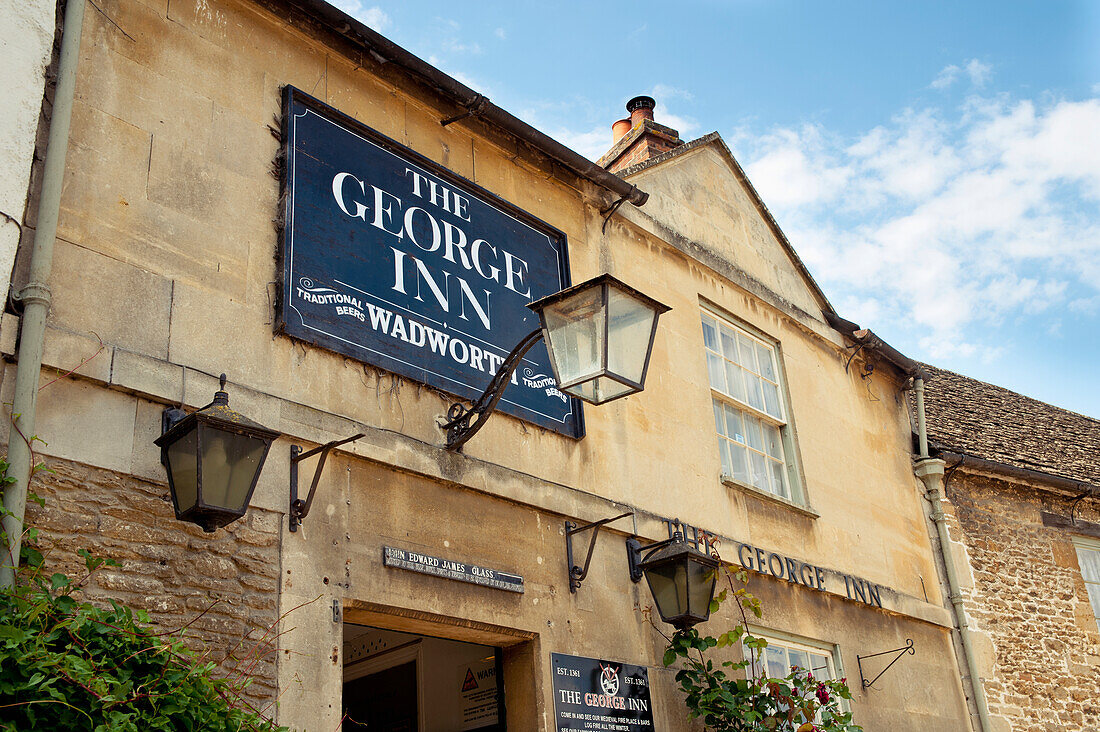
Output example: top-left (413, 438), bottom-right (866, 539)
top-left (278, 87), bottom-right (581, 438)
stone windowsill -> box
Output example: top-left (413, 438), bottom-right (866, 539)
top-left (721, 475), bottom-right (821, 519)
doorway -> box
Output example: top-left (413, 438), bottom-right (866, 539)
top-left (342, 624), bottom-right (505, 731)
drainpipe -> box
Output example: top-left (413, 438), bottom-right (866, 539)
top-left (912, 375), bottom-right (992, 732)
top-left (0, 0), bottom-right (85, 589)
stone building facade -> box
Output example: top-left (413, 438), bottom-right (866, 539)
top-left (3, 0), bottom-right (983, 729)
top-left (917, 364), bottom-right (1100, 731)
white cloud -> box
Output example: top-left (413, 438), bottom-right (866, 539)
top-left (931, 65), bottom-right (960, 90)
top-left (495, 27), bottom-right (506, 40)
top-left (965, 59), bottom-right (992, 87)
top-left (735, 92), bottom-right (1100, 353)
top-left (931, 59), bottom-right (992, 90)
top-left (329, 2), bottom-right (389, 30)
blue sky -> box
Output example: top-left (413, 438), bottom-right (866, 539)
top-left (333, 1), bottom-right (1100, 418)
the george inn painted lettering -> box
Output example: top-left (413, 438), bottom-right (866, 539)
top-left (663, 519), bottom-right (885, 609)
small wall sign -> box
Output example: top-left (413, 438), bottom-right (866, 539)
top-left (382, 546), bottom-right (524, 593)
top-left (551, 653), bottom-right (654, 731)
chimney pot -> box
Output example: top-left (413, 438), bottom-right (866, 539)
top-left (612, 118), bottom-right (632, 143)
top-left (626, 95), bottom-right (656, 126)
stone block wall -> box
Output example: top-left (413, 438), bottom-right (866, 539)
top-left (945, 472), bottom-right (1100, 731)
top-left (22, 455), bottom-right (282, 713)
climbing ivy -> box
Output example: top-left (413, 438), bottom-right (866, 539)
top-left (657, 561), bottom-right (863, 732)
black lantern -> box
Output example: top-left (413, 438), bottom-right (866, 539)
top-left (155, 375), bottom-right (279, 532)
top-left (528, 274), bottom-right (670, 405)
top-left (629, 529), bottom-right (720, 631)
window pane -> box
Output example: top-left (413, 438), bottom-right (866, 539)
top-left (707, 353), bottom-right (726, 391)
top-left (729, 443), bottom-right (749, 484)
top-left (750, 452), bottom-right (769, 491)
top-left (713, 400), bottom-right (726, 437)
top-left (737, 334), bottom-right (759, 373)
top-left (762, 380), bottom-right (781, 419)
top-left (724, 405), bottom-right (744, 444)
top-left (745, 373), bottom-right (765, 411)
top-left (769, 460), bottom-right (788, 499)
top-left (789, 649), bottom-right (809, 673)
top-left (720, 327), bottom-right (740, 364)
top-left (756, 342), bottom-right (776, 381)
top-left (718, 438), bottom-right (732, 477)
top-left (1085, 583), bottom-right (1100, 622)
top-left (1077, 547), bottom-right (1100, 582)
top-left (726, 361), bottom-right (747, 402)
top-left (809, 653), bottom-right (833, 679)
top-left (744, 414), bottom-right (763, 452)
top-left (765, 646), bottom-right (787, 679)
top-left (762, 423), bottom-right (783, 459)
top-left (702, 316), bottom-right (718, 351)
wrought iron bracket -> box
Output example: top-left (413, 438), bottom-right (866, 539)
top-left (440, 327), bottom-right (544, 452)
top-left (856, 638), bottom-right (915, 689)
top-left (289, 433), bottom-right (366, 532)
top-left (626, 518), bottom-right (692, 582)
top-left (566, 512), bottom-right (634, 593)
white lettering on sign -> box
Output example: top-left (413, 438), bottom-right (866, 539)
top-left (331, 168), bottom-right (536, 334)
top-left (382, 546), bottom-right (523, 593)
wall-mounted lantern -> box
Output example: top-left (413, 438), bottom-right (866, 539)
top-left (532, 274), bottom-right (670, 406)
top-left (155, 375), bottom-right (279, 532)
top-left (442, 274), bottom-right (670, 450)
top-left (628, 523), bottom-right (720, 631)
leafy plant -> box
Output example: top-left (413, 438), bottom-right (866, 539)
top-left (655, 557), bottom-right (862, 732)
top-left (0, 457), bottom-right (288, 732)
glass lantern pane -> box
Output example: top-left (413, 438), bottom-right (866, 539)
top-left (645, 561), bottom-right (689, 619)
top-left (542, 285), bottom-right (605, 386)
top-left (686, 558), bottom-right (717, 618)
top-left (166, 430), bottom-right (198, 514)
top-left (200, 428), bottom-right (268, 511)
top-left (607, 286), bottom-right (656, 384)
top-left (565, 375), bottom-right (635, 405)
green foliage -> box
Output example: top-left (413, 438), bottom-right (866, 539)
top-left (0, 458), bottom-right (287, 732)
top-left (658, 565), bottom-right (862, 732)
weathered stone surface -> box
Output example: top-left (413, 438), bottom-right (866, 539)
top-left (945, 473), bottom-right (1100, 731)
top-left (24, 457), bottom-right (282, 709)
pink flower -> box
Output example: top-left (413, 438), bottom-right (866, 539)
top-left (815, 682), bottom-right (830, 705)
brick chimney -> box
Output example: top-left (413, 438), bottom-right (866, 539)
top-left (598, 95), bottom-right (684, 173)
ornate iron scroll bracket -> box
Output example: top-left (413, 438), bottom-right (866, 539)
top-left (565, 512), bottom-right (634, 593)
top-left (856, 638), bottom-right (915, 689)
top-left (289, 433), bottom-right (366, 532)
top-left (440, 327), bottom-right (544, 452)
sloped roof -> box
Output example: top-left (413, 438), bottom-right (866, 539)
top-left (615, 132), bottom-right (836, 319)
top-left (920, 363), bottom-right (1100, 486)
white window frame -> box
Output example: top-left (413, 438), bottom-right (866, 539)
top-left (1072, 536), bottom-right (1100, 632)
top-left (742, 628), bottom-right (850, 719)
top-left (701, 306), bottom-right (806, 505)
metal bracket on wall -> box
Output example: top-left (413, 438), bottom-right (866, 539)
top-left (289, 433), bottom-right (366, 532)
top-left (856, 638), bottom-right (915, 690)
top-left (565, 512), bottom-right (633, 593)
top-left (440, 93), bottom-right (489, 126)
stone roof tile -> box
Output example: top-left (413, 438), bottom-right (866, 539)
top-left (919, 363), bottom-right (1100, 486)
